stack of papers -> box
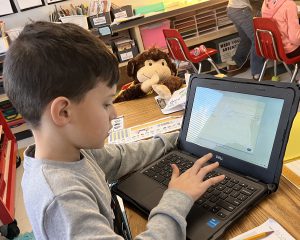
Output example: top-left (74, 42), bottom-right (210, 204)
top-left (111, 14), bottom-right (144, 26)
top-left (230, 218), bottom-right (295, 240)
top-left (155, 87), bottom-right (187, 114)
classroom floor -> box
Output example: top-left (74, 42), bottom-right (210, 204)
top-left (1, 67), bottom-right (297, 239)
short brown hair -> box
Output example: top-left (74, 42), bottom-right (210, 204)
top-left (3, 21), bottom-right (119, 128)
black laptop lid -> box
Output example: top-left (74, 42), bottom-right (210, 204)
top-left (178, 74), bottom-right (299, 186)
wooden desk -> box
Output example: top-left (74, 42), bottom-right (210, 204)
top-left (114, 95), bottom-right (300, 239)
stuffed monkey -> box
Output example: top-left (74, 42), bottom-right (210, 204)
top-left (113, 47), bottom-right (183, 103)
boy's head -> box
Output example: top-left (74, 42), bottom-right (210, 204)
top-left (3, 21), bottom-right (119, 129)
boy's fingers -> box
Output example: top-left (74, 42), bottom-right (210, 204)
top-left (201, 175), bottom-right (225, 189)
top-left (170, 164), bottom-right (180, 181)
top-left (197, 161), bottom-right (220, 179)
top-left (190, 153), bottom-right (213, 175)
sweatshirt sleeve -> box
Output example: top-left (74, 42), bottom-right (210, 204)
top-left (286, 1), bottom-right (300, 45)
top-left (43, 188), bottom-right (193, 240)
top-left (83, 132), bottom-right (179, 182)
top-left (136, 189), bottom-right (194, 240)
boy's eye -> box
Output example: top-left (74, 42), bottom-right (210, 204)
top-left (104, 103), bottom-right (112, 109)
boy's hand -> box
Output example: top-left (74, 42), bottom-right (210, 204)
top-left (168, 153), bottom-right (225, 201)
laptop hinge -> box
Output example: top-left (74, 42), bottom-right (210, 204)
top-left (267, 183), bottom-right (277, 193)
top-left (244, 175), bottom-right (260, 182)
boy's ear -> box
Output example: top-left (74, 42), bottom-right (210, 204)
top-left (127, 59), bottom-right (136, 77)
top-left (50, 97), bottom-right (72, 126)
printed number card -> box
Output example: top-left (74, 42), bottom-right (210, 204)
top-left (16, 0), bottom-right (44, 11)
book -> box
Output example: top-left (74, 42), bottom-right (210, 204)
top-left (282, 113), bottom-right (300, 188)
top-left (284, 113), bottom-right (300, 162)
top-left (282, 160), bottom-right (300, 189)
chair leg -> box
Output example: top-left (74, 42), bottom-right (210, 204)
top-left (259, 59), bottom-right (269, 82)
top-left (190, 62), bottom-right (198, 74)
top-left (274, 60), bottom-right (277, 77)
top-left (290, 64), bottom-right (298, 83)
top-left (198, 62), bottom-right (202, 74)
top-left (175, 60), bottom-right (180, 69)
top-left (283, 62), bottom-right (292, 76)
top-left (207, 58), bottom-right (221, 74)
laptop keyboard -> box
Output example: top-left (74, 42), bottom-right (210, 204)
top-left (142, 153), bottom-right (257, 219)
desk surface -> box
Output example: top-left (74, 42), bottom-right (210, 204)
top-left (114, 95), bottom-right (300, 239)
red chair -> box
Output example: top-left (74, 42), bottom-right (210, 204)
top-left (163, 29), bottom-right (220, 74)
top-left (253, 17), bottom-right (300, 82)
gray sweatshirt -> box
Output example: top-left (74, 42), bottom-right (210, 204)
top-left (22, 133), bottom-right (194, 240)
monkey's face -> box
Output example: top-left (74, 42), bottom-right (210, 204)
top-left (136, 59), bottom-right (172, 82)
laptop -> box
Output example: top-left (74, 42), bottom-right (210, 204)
top-left (112, 74), bottom-right (300, 240)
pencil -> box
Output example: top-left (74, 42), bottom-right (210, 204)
top-left (243, 231), bottom-right (274, 240)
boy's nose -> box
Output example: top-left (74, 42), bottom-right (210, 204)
top-left (110, 105), bottom-right (117, 120)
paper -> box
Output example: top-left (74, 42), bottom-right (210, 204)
top-left (47, 0), bottom-right (64, 3)
top-left (108, 116), bottom-right (182, 144)
top-left (0, 37), bottom-right (9, 54)
top-left (16, 0), bottom-right (43, 10)
top-left (0, 0), bottom-right (14, 16)
top-left (230, 218), bottom-right (295, 240)
top-left (284, 113), bottom-right (300, 162)
top-left (155, 87), bottom-right (187, 114)
top-left (110, 14), bottom-right (144, 26)
top-left (111, 115), bottom-right (124, 132)
top-left (282, 159), bottom-right (300, 189)
top-left (88, 0), bottom-right (111, 16)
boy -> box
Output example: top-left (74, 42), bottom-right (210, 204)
top-left (3, 22), bottom-right (224, 239)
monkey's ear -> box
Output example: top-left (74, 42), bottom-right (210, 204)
top-left (127, 59), bottom-right (136, 77)
top-left (170, 62), bottom-right (177, 75)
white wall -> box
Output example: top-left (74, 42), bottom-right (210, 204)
top-left (1, 0), bottom-right (90, 29)
top-left (0, 0), bottom-right (161, 30)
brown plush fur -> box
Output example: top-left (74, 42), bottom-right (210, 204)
top-left (114, 48), bottom-right (183, 103)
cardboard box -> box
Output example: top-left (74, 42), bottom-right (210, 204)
top-left (88, 12), bottom-right (111, 28)
top-left (111, 5), bottom-right (133, 20)
top-left (113, 38), bottom-right (139, 62)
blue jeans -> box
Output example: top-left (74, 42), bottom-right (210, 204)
top-left (227, 7), bottom-right (264, 75)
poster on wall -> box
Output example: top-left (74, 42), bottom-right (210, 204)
top-left (16, 0), bottom-right (45, 11)
top-left (47, 0), bottom-right (67, 4)
top-left (0, 0), bottom-right (17, 16)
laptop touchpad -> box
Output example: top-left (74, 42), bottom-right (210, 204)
top-left (141, 186), bottom-right (165, 210)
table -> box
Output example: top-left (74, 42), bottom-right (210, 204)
top-left (114, 95), bottom-right (300, 239)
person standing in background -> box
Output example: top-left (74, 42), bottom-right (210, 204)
top-left (227, 0), bottom-right (264, 80)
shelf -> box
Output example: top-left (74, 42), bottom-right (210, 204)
top-left (110, 0), bottom-right (230, 33)
top-left (185, 25), bottom-right (237, 47)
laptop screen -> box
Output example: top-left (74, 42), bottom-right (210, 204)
top-left (179, 75), bottom-right (297, 184)
top-left (185, 87), bottom-right (284, 169)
